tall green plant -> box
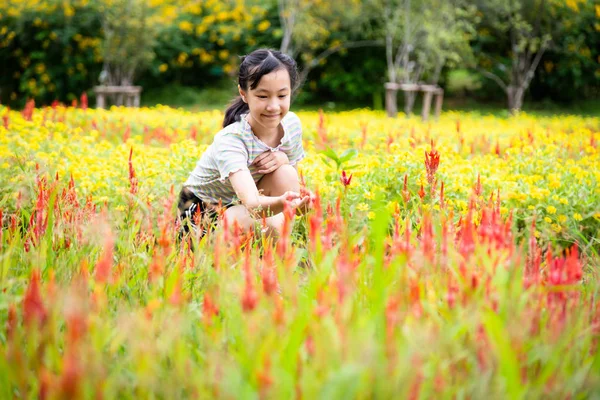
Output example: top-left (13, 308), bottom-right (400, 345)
top-left (99, 0), bottom-right (158, 86)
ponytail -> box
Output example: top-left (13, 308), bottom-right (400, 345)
top-left (223, 96), bottom-right (249, 128)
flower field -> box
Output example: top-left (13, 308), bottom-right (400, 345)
top-left (1, 102), bottom-right (600, 398)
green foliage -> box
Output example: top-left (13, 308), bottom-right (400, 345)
top-left (319, 147), bottom-right (358, 170)
top-left (0, 0), bottom-right (598, 108)
top-left (99, 0), bottom-right (158, 86)
top-left (530, 1), bottom-right (600, 102)
top-left (446, 69), bottom-right (483, 96)
top-left (0, 0), bottom-right (103, 106)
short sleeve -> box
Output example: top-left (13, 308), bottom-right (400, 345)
top-left (286, 114), bottom-right (306, 166)
top-left (213, 134), bottom-right (249, 181)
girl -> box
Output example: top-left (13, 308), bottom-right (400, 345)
top-left (178, 49), bottom-right (312, 239)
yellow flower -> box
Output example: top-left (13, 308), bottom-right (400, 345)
top-left (386, 201), bottom-right (399, 213)
top-left (363, 191), bottom-right (374, 200)
top-left (368, 211), bottom-right (375, 220)
top-left (527, 205), bottom-right (535, 210)
top-left (544, 217), bottom-right (552, 223)
top-left (546, 206), bottom-right (557, 215)
top-left (573, 213), bottom-right (583, 221)
top-left (159, 63), bottom-right (168, 73)
top-left (257, 20), bottom-right (271, 32)
top-left (551, 224), bottom-right (562, 233)
top-left (534, 230), bottom-right (541, 238)
top-left (558, 215), bottom-right (567, 223)
top-left (357, 203), bottom-right (369, 212)
top-left (559, 198), bottom-right (569, 205)
top-left (178, 21), bottom-right (193, 33)
top-left (218, 49), bottom-right (229, 60)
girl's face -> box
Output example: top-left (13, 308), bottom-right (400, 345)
top-left (239, 68), bottom-right (291, 136)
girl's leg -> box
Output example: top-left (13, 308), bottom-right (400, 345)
top-left (222, 164), bottom-right (300, 237)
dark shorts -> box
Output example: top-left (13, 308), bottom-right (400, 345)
top-left (177, 187), bottom-right (226, 237)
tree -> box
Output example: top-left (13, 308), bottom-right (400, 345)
top-left (474, 0), bottom-right (556, 113)
top-left (276, 0), bottom-right (382, 84)
top-left (373, 0), bottom-right (475, 114)
top-left (99, 0), bottom-right (157, 86)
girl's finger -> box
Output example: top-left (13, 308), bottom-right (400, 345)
top-left (258, 164), bottom-right (275, 174)
top-left (253, 152), bottom-right (270, 165)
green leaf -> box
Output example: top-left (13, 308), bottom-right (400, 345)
top-left (338, 148), bottom-right (358, 164)
top-left (482, 310), bottom-right (526, 399)
top-left (320, 147), bottom-right (340, 164)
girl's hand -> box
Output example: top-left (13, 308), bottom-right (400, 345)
top-left (280, 191), bottom-right (310, 210)
top-left (253, 151), bottom-right (289, 174)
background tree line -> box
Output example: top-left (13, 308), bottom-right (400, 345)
top-left (0, 0), bottom-right (598, 112)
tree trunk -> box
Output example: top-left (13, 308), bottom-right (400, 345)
top-left (507, 85), bottom-right (524, 114)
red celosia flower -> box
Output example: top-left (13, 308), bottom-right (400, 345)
top-left (317, 109), bottom-right (327, 147)
top-left (261, 266), bottom-right (278, 296)
top-left (23, 269), bottom-right (47, 326)
top-left (21, 99), bottom-right (34, 121)
top-left (474, 173), bottom-right (482, 197)
top-left (257, 356), bottom-right (273, 399)
top-left (418, 184), bottom-right (425, 200)
top-left (80, 92), bottom-right (88, 110)
top-left (94, 231), bottom-right (114, 284)
top-left (202, 292), bottom-right (219, 324)
top-left (122, 125), bottom-right (131, 143)
top-left (168, 275), bottom-right (183, 306)
top-left (272, 298), bottom-right (285, 326)
top-left (424, 141), bottom-right (440, 185)
top-left (340, 170), bottom-right (353, 188)
top-left (6, 303), bottom-right (17, 340)
top-left (402, 174), bottom-right (410, 203)
top-left (261, 246), bottom-right (278, 295)
top-left (128, 147), bottom-right (138, 197)
top-left (58, 349), bottom-right (81, 398)
top-left (241, 247), bottom-right (258, 312)
top-left (2, 109), bottom-right (8, 129)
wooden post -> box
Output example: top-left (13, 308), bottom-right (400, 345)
top-left (434, 88), bottom-right (444, 120)
top-left (385, 83), bottom-right (399, 117)
top-left (96, 93), bottom-right (105, 109)
top-left (421, 90), bottom-right (433, 121)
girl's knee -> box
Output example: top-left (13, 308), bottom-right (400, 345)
top-left (222, 206), bottom-right (254, 231)
top-left (259, 164), bottom-right (299, 196)
top-left (272, 164), bottom-right (298, 180)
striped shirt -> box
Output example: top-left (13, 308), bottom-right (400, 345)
top-left (184, 111), bottom-right (305, 204)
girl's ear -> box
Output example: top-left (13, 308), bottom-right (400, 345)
top-left (238, 85), bottom-right (247, 103)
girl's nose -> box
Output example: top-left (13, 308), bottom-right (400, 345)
top-left (266, 100), bottom-right (279, 111)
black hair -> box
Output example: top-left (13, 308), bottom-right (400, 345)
top-left (223, 49), bottom-right (300, 128)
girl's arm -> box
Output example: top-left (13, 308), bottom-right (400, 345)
top-left (229, 169), bottom-right (305, 216)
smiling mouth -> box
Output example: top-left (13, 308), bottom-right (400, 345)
top-left (263, 114), bottom-right (280, 118)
